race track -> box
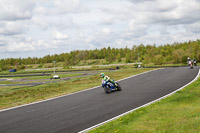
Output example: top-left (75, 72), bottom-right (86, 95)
top-left (0, 67), bottom-right (199, 133)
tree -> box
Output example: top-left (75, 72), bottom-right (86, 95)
top-left (1, 40), bottom-right (200, 69)
top-left (117, 53), bottom-right (121, 62)
top-left (153, 55), bottom-right (163, 65)
top-left (126, 53), bottom-right (131, 63)
top-left (172, 49), bottom-right (185, 63)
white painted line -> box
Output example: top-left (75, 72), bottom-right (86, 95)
top-left (79, 68), bottom-right (200, 133)
top-left (0, 69), bottom-right (158, 112)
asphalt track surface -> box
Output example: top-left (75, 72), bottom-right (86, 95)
top-left (0, 67), bottom-right (199, 133)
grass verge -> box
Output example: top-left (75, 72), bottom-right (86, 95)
top-left (0, 68), bottom-right (155, 110)
top-left (89, 77), bottom-right (200, 133)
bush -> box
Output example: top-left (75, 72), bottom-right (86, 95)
top-left (43, 63), bottom-right (53, 68)
top-left (153, 55), bottom-right (163, 65)
top-left (27, 65), bottom-right (33, 69)
top-left (63, 65), bottom-right (71, 69)
top-left (18, 65), bottom-right (26, 70)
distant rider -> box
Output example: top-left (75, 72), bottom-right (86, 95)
top-left (193, 59), bottom-right (197, 66)
top-left (100, 73), bottom-right (118, 87)
top-left (187, 58), bottom-right (191, 66)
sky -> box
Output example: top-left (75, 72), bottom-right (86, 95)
top-left (0, 0), bottom-right (200, 59)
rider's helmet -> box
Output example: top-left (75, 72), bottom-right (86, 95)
top-left (100, 73), bottom-right (105, 78)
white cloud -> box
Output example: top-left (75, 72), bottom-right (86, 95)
top-left (0, 21), bottom-right (27, 35)
top-left (184, 21), bottom-right (200, 33)
top-left (101, 28), bottom-right (112, 35)
top-left (1, 0), bottom-right (200, 59)
top-left (32, 16), bottom-right (75, 30)
top-left (31, 17), bottom-right (49, 30)
top-left (0, 0), bottom-right (35, 21)
top-left (0, 35), bottom-right (61, 53)
top-left (6, 42), bottom-right (35, 52)
top-left (53, 31), bottom-right (68, 40)
top-left (101, 16), bottom-right (115, 25)
top-left (54, 0), bottom-right (80, 13)
top-left (0, 36), bottom-right (35, 52)
top-left (34, 0), bottom-right (81, 16)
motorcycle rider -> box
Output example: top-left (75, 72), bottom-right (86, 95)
top-left (189, 59), bottom-right (193, 69)
top-left (100, 73), bottom-right (118, 87)
top-left (193, 59), bottom-right (197, 66)
top-left (188, 58), bottom-right (192, 66)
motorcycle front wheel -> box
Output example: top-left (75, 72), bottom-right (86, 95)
top-left (116, 83), bottom-right (122, 91)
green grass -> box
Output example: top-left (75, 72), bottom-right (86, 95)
top-left (89, 77), bottom-right (200, 133)
top-left (0, 80), bottom-right (57, 84)
top-left (0, 68), bottom-right (155, 110)
top-left (0, 81), bottom-right (19, 84)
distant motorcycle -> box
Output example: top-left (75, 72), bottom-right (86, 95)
top-left (193, 60), bottom-right (197, 66)
top-left (188, 60), bottom-right (193, 69)
top-left (102, 80), bottom-right (121, 93)
top-left (191, 63), bottom-right (193, 69)
top-left (190, 61), bottom-right (193, 69)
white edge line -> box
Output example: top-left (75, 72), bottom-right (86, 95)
top-left (0, 69), bottom-right (159, 112)
top-left (79, 68), bottom-right (200, 133)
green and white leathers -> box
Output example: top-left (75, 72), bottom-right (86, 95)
top-left (103, 75), bottom-right (110, 82)
top-left (100, 73), bottom-right (117, 86)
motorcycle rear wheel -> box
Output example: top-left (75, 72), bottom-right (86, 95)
top-left (104, 85), bottom-right (112, 93)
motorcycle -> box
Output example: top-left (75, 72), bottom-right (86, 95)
top-left (191, 64), bottom-right (193, 69)
top-left (194, 60), bottom-right (197, 66)
top-left (101, 80), bottom-right (122, 93)
top-left (188, 60), bottom-right (193, 69)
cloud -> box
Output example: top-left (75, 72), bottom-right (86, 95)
top-left (0, 36), bottom-right (34, 52)
top-left (54, 0), bottom-right (80, 13)
top-left (32, 16), bottom-right (76, 30)
top-left (1, 0), bottom-right (200, 59)
top-left (0, 38), bottom-right (6, 46)
top-left (0, 21), bottom-right (27, 35)
top-left (129, 0), bottom-right (155, 3)
top-left (34, 0), bottom-right (81, 16)
top-left (6, 42), bottom-right (35, 52)
top-left (184, 21), bottom-right (200, 33)
top-left (131, 0), bottom-right (200, 26)
top-left (101, 16), bottom-right (115, 25)
top-left (53, 31), bottom-right (68, 40)
top-left (0, 35), bottom-right (61, 53)
top-left (101, 28), bottom-right (112, 35)
top-left (0, 0), bottom-right (35, 21)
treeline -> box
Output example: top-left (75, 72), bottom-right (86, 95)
top-left (0, 40), bottom-right (200, 71)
